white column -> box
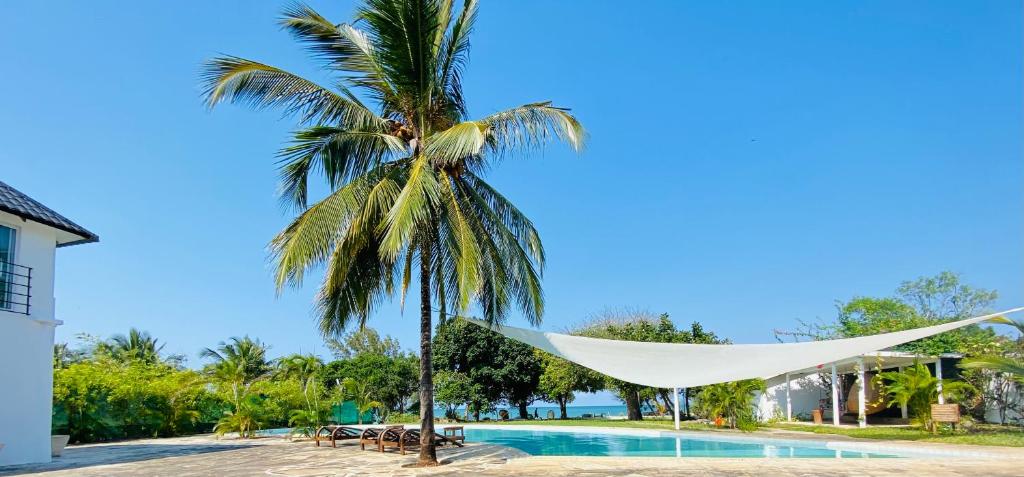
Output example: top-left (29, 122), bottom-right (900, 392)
top-left (673, 387), bottom-right (680, 430)
top-left (935, 358), bottom-right (944, 404)
top-left (898, 366), bottom-right (908, 419)
top-left (856, 358), bottom-right (866, 428)
top-left (785, 373), bottom-right (792, 422)
top-left (830, 363), bottom-right (840, 426)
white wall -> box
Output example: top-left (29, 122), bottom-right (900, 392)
top-left (0, 211), bottom-right (59, 466)
top-left (756, 374), bottom-right (829, 422)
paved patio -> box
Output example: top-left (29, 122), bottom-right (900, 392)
top-left (2, 433), bottom-right (1023, 477)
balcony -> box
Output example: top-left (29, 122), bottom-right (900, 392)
top-left (0, 260), bottom-right (32, 315)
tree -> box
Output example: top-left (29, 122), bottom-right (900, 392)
top-left (201, 336), bottom-right (270, 415)
top-left (323, 352), bottom-right (419, 413)
top-left (274, 354), bottom-right (326, 431)
top-left (576, 310), bottom-right (727, 420)
top-left (876, 361), bottom-right (976, 432)
top-left (96, 328), bottom-right (165, 365)
top-left (432, 317), bottom-right (543, 420)
top-left (201, 0), bottom-right (584, 465)
top-left (341, 377), bottom-right (383, 424)
top-left (776, 272), bottom-right (1000, 356)
top-left (960, 316), bottom-right (1024, 423)
top-left (326, 327), bottom-right (403, 359)
top-left (433, 370), bottom-right (474, 419)
top-left (536, 351), bottom-right (604, 419)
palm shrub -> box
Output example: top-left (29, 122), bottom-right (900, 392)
top-left (214, 394), bottom-right (268, 439)
top-left (694, 379), bottom-right (766, 431)
top-left (275, 354), bottom-right (327, 434)
top-left (341, 377), bottom-right (383, 424)
top-left (875, 361), bottom-right (976, 432)
top-left (201, 0), bottom-right (584, 465)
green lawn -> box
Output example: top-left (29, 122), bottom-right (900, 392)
top-left (458, 418), bottom-right (1024, 447)
top-left (767, 422), bottom-right (1024, 447)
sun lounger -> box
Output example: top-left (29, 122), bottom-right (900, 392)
top-left (313, 425), bottom-right (363, 447)
top-left (379, 428), bottom-right (464, 455)
top-left (359, 425), bottom-right (404, 450)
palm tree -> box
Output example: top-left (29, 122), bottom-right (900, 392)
top-left (275, 353), bottom-right (326, 427)
top-left (200, 0), bottom-right (584, 465)
top-left (201, 336), bottom-right (271, 411)
top-left (100, 328), bottom-right (164, 364)
top-left (341, 377), bottom-right (383, 425)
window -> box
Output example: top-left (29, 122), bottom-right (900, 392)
top-left (0, 225), bottom-right (16, 310)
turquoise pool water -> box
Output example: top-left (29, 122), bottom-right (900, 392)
top-left (463, 428), bottom-right (898, 458)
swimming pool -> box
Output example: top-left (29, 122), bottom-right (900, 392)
top-left (462, 427), bottom-right (899, 458)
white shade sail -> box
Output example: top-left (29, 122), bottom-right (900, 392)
top-left (465, 307), bottom-right (1023, 388)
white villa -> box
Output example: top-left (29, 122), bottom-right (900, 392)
top-left (756, 351), bottom-right (960, 426)
top-left (0, 180), bottom-right (97, 466)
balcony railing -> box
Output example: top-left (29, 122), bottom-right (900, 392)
top-left (0, 260), bottom-right (32, 315)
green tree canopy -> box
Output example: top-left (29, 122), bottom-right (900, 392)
top-left (778, 272), bottom-right (1003, 356)
top-left (323, 352), bottom-right (419, 413)
top-left (325, 327), bottom-right (404, 359)
top-left (432, 318), bottom-right (543, 419)
top-left (536, 351), bottom-right (604, 419)
top-left (575, 310), bottom-right (727, 420)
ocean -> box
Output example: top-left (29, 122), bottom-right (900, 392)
top-left (434, 404), bottom-right (635, 420)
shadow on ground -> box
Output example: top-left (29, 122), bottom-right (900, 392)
top-left (0, 442), bottom-right (255, 476)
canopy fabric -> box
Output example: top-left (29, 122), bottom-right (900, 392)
top-left (465, 307), bottom-right (1023, 389)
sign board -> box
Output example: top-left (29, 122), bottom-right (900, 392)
top-left (931, 404), bottom-right (960, 423)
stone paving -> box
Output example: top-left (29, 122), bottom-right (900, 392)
top-left (2, 433), bottom-right (1023, 477)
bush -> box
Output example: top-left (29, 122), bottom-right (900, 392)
top-left (384, 412), bottom-right (420, 424)
top-left (52, 360), bottom-right (224, 442)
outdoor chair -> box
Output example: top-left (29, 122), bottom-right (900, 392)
top-left (313, 425), bottom-right (363, 447)
top-left (359, 425), bottom-right (404, 450)
top-left (379, 428), bottom-right (464, 455)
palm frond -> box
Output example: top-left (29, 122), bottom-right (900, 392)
top-left (277, 126), bottom-right (408, 209)
top-left (200, 56), bottom-right (382, 126)
top-left (479, 101), bottom-right (587, 155)
top-left (961, 356), bottom-right (1024, 379)
top-left (422, 121), bottom-right (486, 167)
top-left (379, 155), bottom-right (441, 260)
top-left (357, 0), bottom-right (445, 120)
top-left (987, 315), bottom-right (1024, 335)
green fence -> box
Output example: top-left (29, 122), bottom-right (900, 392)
top-left (331, 401), bottom-right (375, 424)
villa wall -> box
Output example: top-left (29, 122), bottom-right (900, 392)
top-left (756, 374), bottom-right (830, 422)
top-left (0, 210), bottom-right (59, 466)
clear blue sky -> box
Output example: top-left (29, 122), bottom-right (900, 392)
top-left (2, 1), bottom-right (1021, 405)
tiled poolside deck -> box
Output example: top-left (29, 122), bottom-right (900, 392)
top-left (2, 432), bottom-right (1023, 477)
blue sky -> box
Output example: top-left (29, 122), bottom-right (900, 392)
top-left (2, 1), bottom-right (1021, 405)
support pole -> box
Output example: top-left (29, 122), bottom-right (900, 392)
top-left (785, 373), bottom-right (792, 422)
top-left (673, 387), bottom-right (680, 430)
top-left (856, 358), bottom-right (866, 428)
top-left (830, 363), bottom-right (840, 426)
top-left (898, 366), bottom-right (908, 419)
top-left (935, 358), bottom-right (944, 404)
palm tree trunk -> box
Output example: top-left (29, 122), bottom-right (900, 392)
top-left (417, 247), bottom-right (438, 466)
